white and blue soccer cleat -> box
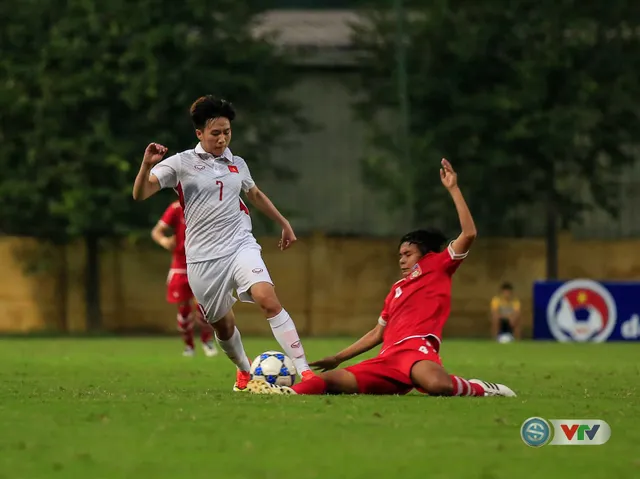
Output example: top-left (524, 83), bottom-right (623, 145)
top-left (469, 379), bottom-right (517, 397)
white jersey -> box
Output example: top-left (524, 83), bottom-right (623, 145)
top-left (151, 143), bottom-right (259, 263)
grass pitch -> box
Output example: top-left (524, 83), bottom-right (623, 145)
top-left (0, 337), bottom-right (638, 479)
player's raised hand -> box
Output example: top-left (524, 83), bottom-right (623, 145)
top-left (143, 143), bottom-right (168, 166)
top-left (310, 356), bottom-right (341, 372)
top-left (279, 223), bottom-right (297, 251)
top-left (439, 158), bottom-right (458, 189)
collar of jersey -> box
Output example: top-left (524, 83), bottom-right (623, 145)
top-left (194, 143), bottom-right (234, 163)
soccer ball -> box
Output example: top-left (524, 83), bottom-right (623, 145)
top-left (497, 333), bottom-right (515, 344)
top-left (250, 351), bottom-right (297, 387)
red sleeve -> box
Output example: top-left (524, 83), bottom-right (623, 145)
top-left (436, 242), bottom-right (468, 275)
top-left (160, 204), bottom-right (179, 229)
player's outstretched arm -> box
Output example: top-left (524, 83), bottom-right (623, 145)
top-left (246, 186), bottom-right (297, 251)
top-left (151, 222), bottom-right (176, 251)
top-left (440, 158), bottom-right (477, 255)
top-left (310, 323), bottom-right (385, 372)
top-left (132, 143), bottom-right (167, 201)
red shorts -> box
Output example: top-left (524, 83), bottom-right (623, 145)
top-left (166, 270), bottom-right (193, 304)
top-left (345, 337), bottom-right (442, 395)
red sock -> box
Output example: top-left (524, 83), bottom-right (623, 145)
top-left (177, 305), bottom-right (195, 349)
top-left (450, 375), bottom-right (484, 396)
top-left (199, 318), bottom-right (213, 344)
top-left (291, 376), bottom-right (327, 395)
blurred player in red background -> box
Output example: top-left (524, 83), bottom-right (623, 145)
top-left (152, 201), bottom-right (218, 357)
top-left (247, 159), bottom-right (516, 397)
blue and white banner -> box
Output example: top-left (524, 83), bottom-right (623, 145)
top-left (533, 279), bottom-right (640, 341)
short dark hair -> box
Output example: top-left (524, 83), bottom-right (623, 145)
top-left (501, 282), bottom-right (514, 291)
top-left (398, 229), bottom-right (447, 256)
top-left (189, 95), bottom-right (236, 130)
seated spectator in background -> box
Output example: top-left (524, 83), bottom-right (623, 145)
top-left (490, 282), bottom-right (521, 343)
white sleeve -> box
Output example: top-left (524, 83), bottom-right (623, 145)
top-left (447, 241), bottom-right (469, 260)
top-left (150, 154), bottom-right (181, 189)
top-left (377, 316), bottom-right (387, 327)
top-left (237, 157), bottom-right (255, 192)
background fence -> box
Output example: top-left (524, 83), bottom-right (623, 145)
top-left (2, 233), bottom-right (638, 336)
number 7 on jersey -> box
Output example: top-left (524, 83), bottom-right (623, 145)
top-left (216, 180), bottom-right (223, 201)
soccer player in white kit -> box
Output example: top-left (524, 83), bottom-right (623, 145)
top-left (132, 95), bottom-right (314, 390)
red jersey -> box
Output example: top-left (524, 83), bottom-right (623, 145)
top-left (378, 243), bottom-right (467, 353)
top-left (160, 201), bottom-right (187, 270)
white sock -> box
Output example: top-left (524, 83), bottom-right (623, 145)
top-left (267, 308), bottom-right (310, 375)
top-left (215, 327), bottom-right (250, 372)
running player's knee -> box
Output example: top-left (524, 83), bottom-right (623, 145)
top-left (260, 301), bottom-right (282, 317)
top-left (211, 313), bottom-right (235, 341)
top-left (250, 284), bottom-right (282, 317)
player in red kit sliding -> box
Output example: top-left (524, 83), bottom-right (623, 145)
top-left (247, 159), bottom-right (516, 397)
top-left (152, 201), bottom-right (218, 357)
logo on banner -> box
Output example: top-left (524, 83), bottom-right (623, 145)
top-left (521, 418), bottom-right (611, 447)
top-left (547, 280), bottom-right (616, 342)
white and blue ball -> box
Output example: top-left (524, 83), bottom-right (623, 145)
top-left (250, 351), bottom-right (297, 387)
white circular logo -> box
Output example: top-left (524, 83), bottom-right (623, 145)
top-left (547, 279), bottom-right (616, 342)
top-left (520, 417), bottom-right (552, 447)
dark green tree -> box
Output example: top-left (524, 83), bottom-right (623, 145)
top-left (0, 0), bottom-right (301, 329)
top-left (352, 0), bottom-right (640, 277)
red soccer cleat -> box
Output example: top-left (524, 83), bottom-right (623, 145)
top-left (233, 370), bottom-right (252, 392)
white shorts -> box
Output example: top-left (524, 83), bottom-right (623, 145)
top-left (187, 246), bottom-right (273, 323)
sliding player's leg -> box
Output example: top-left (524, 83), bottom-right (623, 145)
top-left (294, 369), bottom-right (360, 395)
top-left (247, 361), bottom-right (407, 396)
top-left (246, 368), bottom-right (358, 395)
top-left (410, 361), bottom-right (516, 397)
top-left (405, 340), bottom-right (516, 397)
top-left (409, 360), bottom-right (483, 396)
top-left (233, 246), bottom-right (313, 380)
